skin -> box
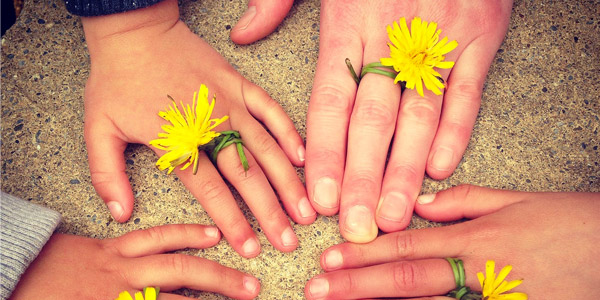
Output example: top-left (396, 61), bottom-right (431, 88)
top-left (81, 0), bottom-right (317, 258)
top-left (10, 224), bottom-right (261, 300)
top-left (232, 0), bottom-right (514, 243)
top-left (303, 185), bottom-right (600, 299)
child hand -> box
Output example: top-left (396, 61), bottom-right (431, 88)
top-left (11, 224), bottom-right (260, 299)
top-left (305, 185), bottom-right (600, 299)
top-left (81, 0), bottom-right (315, 258)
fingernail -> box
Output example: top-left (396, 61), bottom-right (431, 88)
top-left (344, 205), bottom-right (376, 238)
top-left (431, 146), bottom-right (454, 171)
top-left (313, 177), bottom-right (339, 209)
top-left (234, 6), bottom-right (257, 31)
top-left (243, 276), bottom-right (259, 294)
top-left (417, 193), bottom-right (436, 205)
top-left (324, 249), bottom-right (343, 270)
top-left (308, 278), bottom-right (329, 299)
top-left (281, 227), bottom-right (298, 247)
top-left (242, 237), bottom-right (260, 257)
top-left (377, 192), bottom-right (408, 222)
top-left (107, 201), bottom-right (124, 221)
top-left (297, 145), bottom-right (306, 162)
top-left (205, 227), bottom-right (219, 238)
top-left (298, 197), bottom-right (316, 219)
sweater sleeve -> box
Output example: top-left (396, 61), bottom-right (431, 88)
top-left (64, 0), bottom-right (163, 16)
top-left (0, 192), bottom-right (62, 300)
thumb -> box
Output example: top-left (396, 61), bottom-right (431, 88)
top-left (230, 0), bottom-right (293, 45)
top-left (414, 184), bottom-right (528, 222)
top-left (84, 121), bottom-right (134, 222)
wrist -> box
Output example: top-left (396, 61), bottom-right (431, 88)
top-left (81, 0), bottom-right (180, 64)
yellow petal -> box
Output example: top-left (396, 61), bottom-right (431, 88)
top-left (116, 291), bottom-right (134, 300)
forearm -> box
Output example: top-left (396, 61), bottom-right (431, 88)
top-left (0, 193), bottom-right (61, 299)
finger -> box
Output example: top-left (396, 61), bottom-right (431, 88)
top-left (230, 112), bottom-right (316, 225)
top-left (339, 33), bottom-right (401, 243)
top-left (84, 118), bottom-right (134, 222)
top-left (174, 156), bottom-right (261, 258)
top-left (108, 224), bottom-right (221, 257)
top-left (216, 145), bottom-right (300, 252)
top-left (376, 86), bottom-right (444, 232)
top-left (241, 80), bottom-right (305, 167)
top-left (414, 184), bottom-right (530, 222)
top-left (127, 254), bottom-right (260, 300)
top-left (230, 0), bottom-right (294, 45)
top-left (305, 7), bottom-right (363, 215)
top-left (426, 35), bottom-right (504, 180)
top-left (320, 227), bottom-right (465, 272)
top-left (305, 259), bottom-right (456, 299)
top-left (158, 294), bottom-right (196, 300)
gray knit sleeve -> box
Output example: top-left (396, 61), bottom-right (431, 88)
top-left (0, 192), bottom-right (61, 300)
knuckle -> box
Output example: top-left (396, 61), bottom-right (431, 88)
top-left (144, 226), bottom-right (168, 245)
top-left (345, 173), bottom-right (379, 194)
top-left (444, 121), bottom-right (473, 142)
top-left (351, 99), bottom-right (396, 129)
top-left (253, 133), bottom-right (280, 155)
top-left (447, 79), bottom-right (483, 105)
top-left (385, 164), bottom-right (420, 188)
top-left (391, 261), bottom-right (420, 292)
top-left (309, 149), bottom-right (345, 167)
top-left (199, 178), bottom-right (229, 202)
top-left (392, 232), bottom-right (416, 259)
top-left (401, 98), bottom-right (440, 125)
top-left (340, 272), bottom-right (359, 292)
top-left (310, 83), bottom-right (354, 116)
top-left (166, 254), bottom-right (190, 276)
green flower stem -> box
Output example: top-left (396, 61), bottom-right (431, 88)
top-left (209, 130), bottom-right (249, 175)
top-left (345, 58), bottom-right (400, 85)
top-left (345, 58), bottom-right (360, 84)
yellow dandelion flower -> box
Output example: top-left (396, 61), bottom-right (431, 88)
top-left (477, 260), bottom-right (528, 300)
top-left (380, 17), bottom-right (458, 97)
top-left (115, 287), bottom-right (159, 300)
top-left (150, 84), bottom-right (228, 175)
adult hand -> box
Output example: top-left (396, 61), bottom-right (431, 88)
top-left (81, 0), bottom-right (316, 258)
top-left (11, 224), bottom-right (260, 299)
top-left (230, 0), bottom-right (294, 45)
top-left (305, 0), bottom-right (514, 243)
top-left (304, 185), bottom-right (600, 299)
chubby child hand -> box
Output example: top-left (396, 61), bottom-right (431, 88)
top-left (10, 224), bottom-right (260, 299)
top-left (80, 0), bottom-right (315, 258)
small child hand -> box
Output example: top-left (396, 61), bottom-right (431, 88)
top-left (80, 0), bottom-right (315, 258)
top-left (11, 224), bottom-right (260, 299)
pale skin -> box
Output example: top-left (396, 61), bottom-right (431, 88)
top-left (82, 0), bottom-right (317, 258)
top-left (231, 0), bottom-right (514, 243)
top-left (303, 185), bottom-right (600, 299)
top-left (10, 224), bottom-right (261, 300)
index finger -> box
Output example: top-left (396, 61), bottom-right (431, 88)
top-left (305, 4), bottom-right (363, 215)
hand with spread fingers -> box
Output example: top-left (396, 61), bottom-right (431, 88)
top-left (304, 0), bottom-right (514, 243)
top-left (81, 0), bottom-right (316, 258)
top-left (304, 185), bottom-right (600, 299)
top-left (229, 1), bottom-right (516, 243)
top-left (10, 224), bottom-right (260, 300)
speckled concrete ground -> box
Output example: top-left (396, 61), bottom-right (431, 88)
top-left (1, 0), bottom-right (599, 299)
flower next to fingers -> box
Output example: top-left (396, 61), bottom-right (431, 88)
top-left (477, 260), bottom-right (527, 300)
top-left (445, 259), bottom-right (526, 300)
top-left (115, 287), bottom-right (159, 300)
top-left (346, 17), bottom-right (457, 97)
top-left (150, 84), bottom-right (249, 175)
